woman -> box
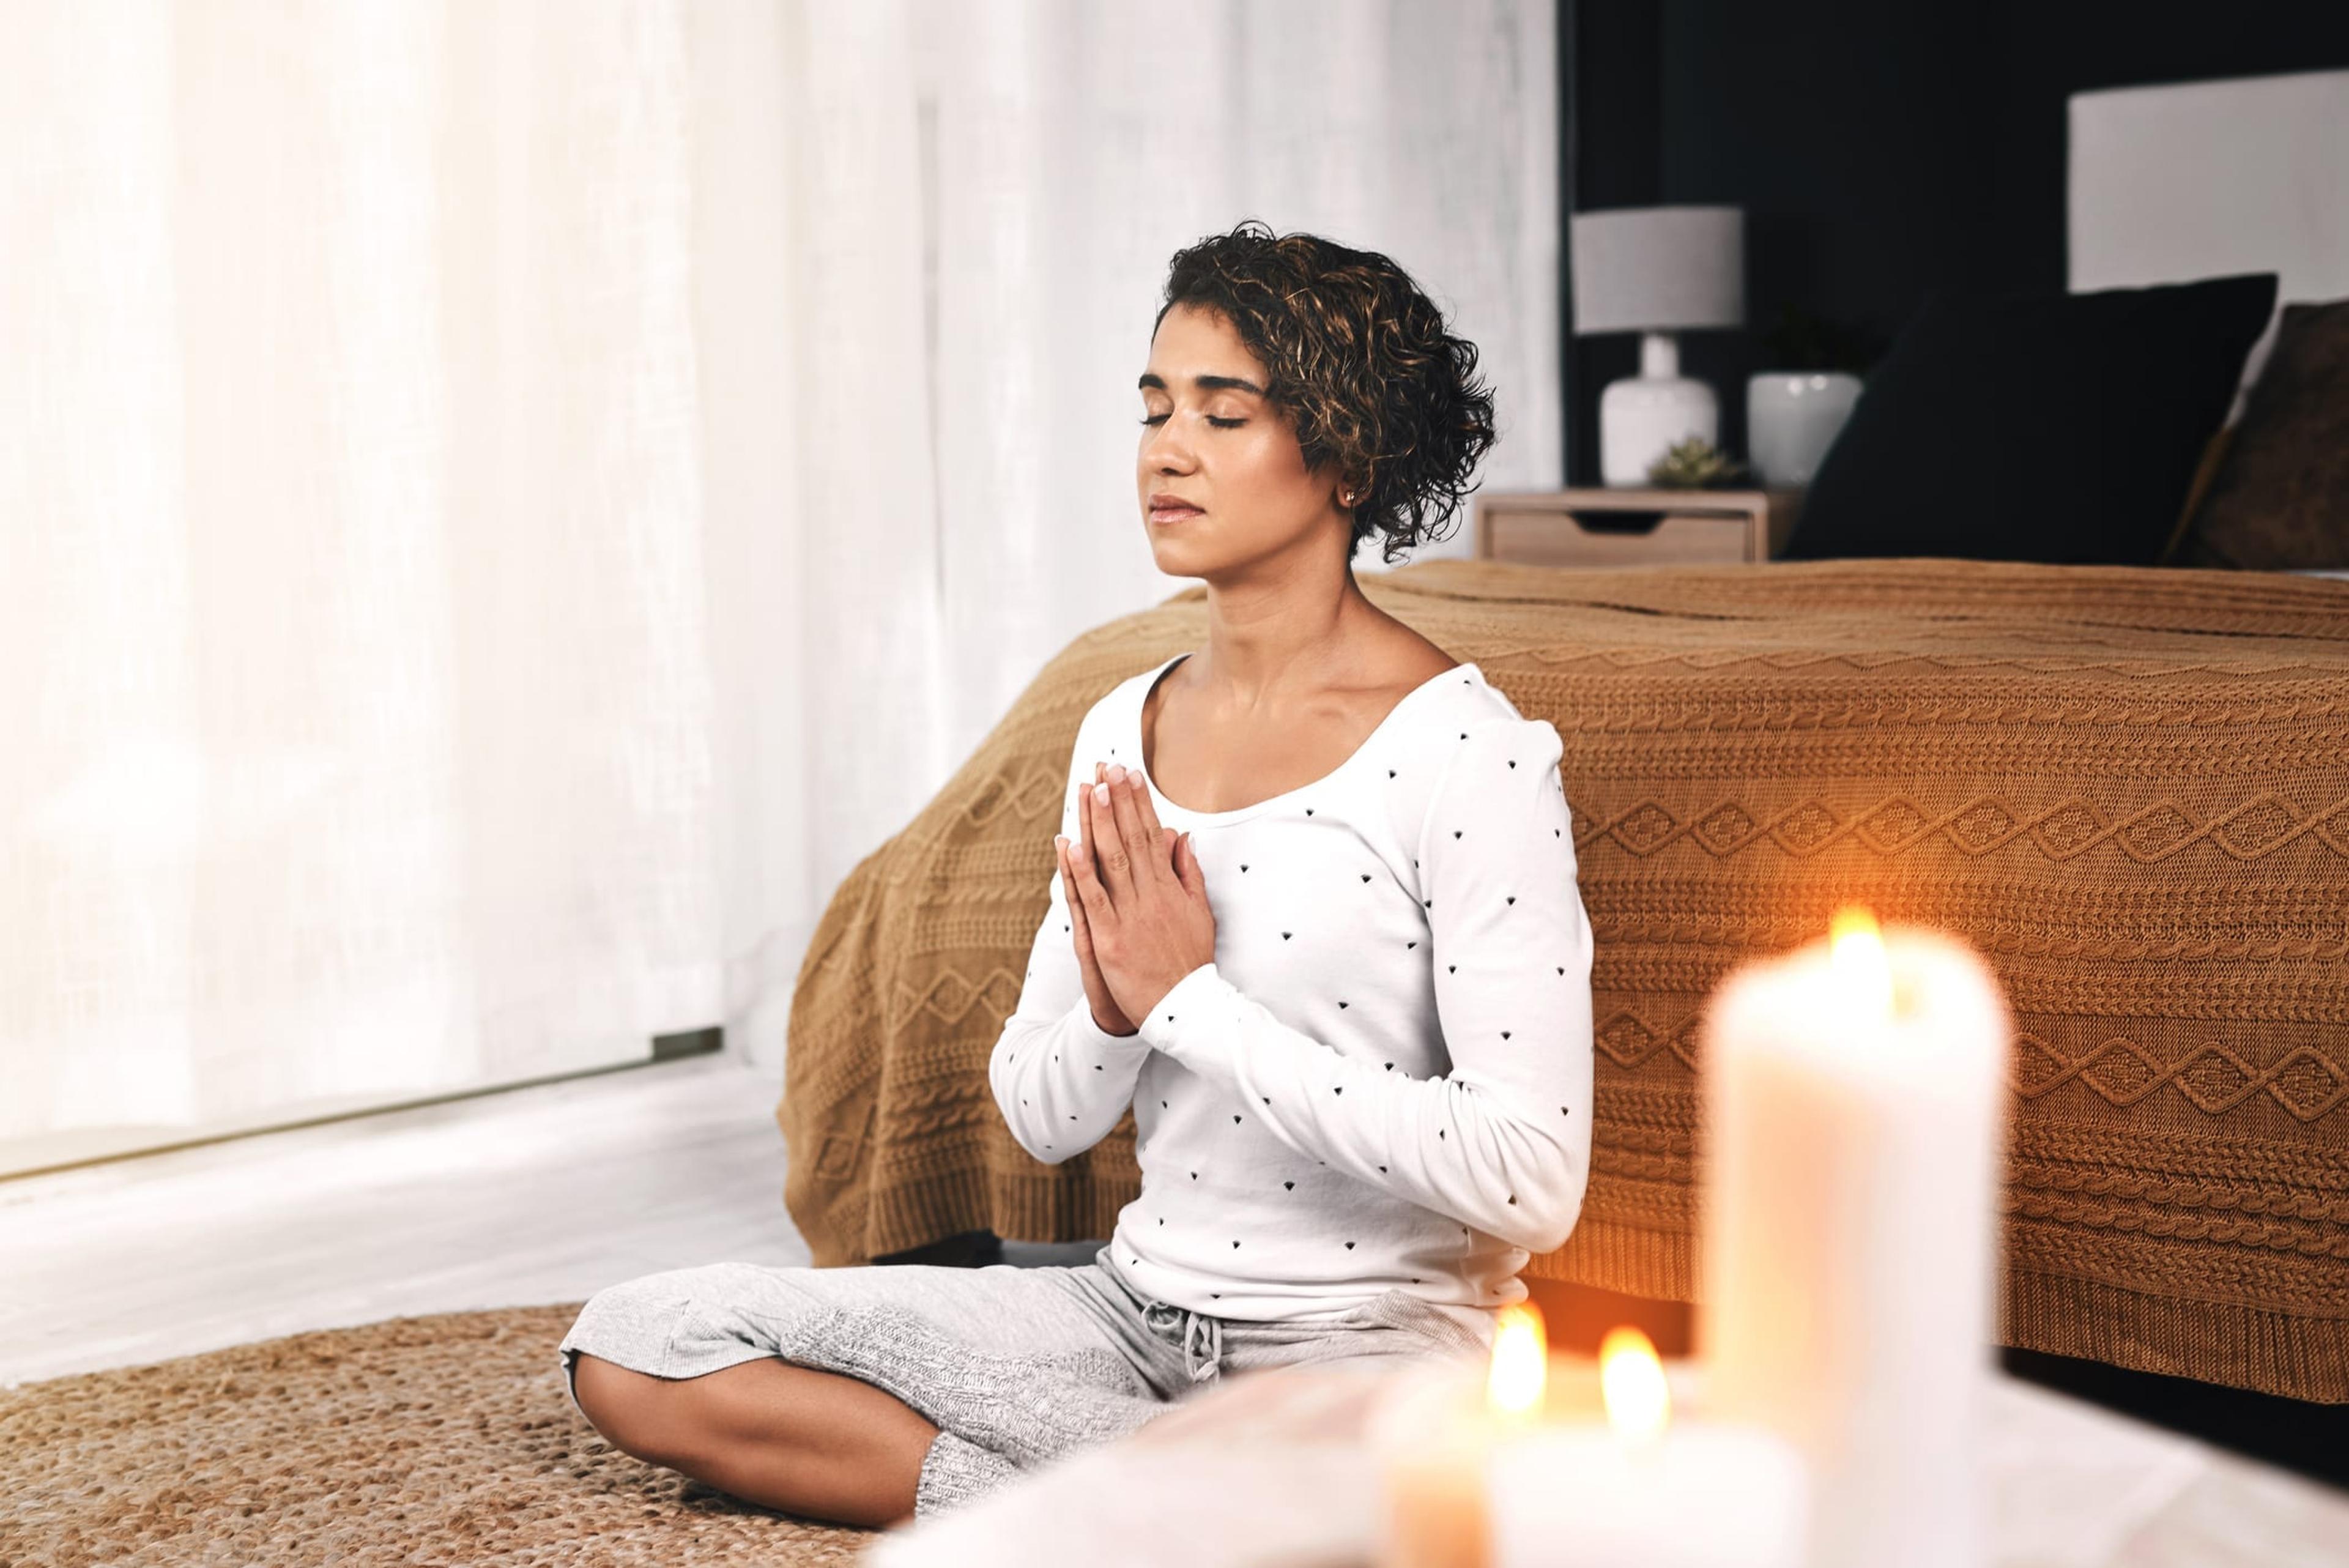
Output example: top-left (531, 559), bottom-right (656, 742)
top-left (560, 218), bottom-right (1596, 1529)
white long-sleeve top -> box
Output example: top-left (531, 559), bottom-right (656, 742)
top-left (988, 651), bottom-right (1595, 1325)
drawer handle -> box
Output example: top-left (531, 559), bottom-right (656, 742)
top-left (1568, 510), bottom-right (1665, 535)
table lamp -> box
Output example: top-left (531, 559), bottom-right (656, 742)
top-left (1572, 206), bottom-right (1745, 485)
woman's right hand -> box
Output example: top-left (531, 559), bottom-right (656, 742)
top-left (1056, 765), bottom-right (1164, 1038)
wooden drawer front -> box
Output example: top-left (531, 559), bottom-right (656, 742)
top-left (1485, 505), bottom-right (1757, 567)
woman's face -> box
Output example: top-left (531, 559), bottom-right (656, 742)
top-left (1137, 303), bottom-right (1348, 578)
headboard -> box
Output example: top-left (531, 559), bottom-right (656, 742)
top-left (2069, 67), bottom-right (2349, 420)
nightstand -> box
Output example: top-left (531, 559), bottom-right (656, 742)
top-left (1472, 486), bottom-right (1805, 567)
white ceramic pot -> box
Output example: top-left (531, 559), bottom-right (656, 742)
top-left (1744, 371), bottom-right (1861, 486)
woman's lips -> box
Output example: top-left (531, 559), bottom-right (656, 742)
top-left (1149, 503), bottom-right (1204, 525)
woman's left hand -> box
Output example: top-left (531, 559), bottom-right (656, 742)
top-left (1064, 764), bottom-right (1216, 1024)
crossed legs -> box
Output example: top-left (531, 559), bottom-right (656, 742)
top-left (570, 1350), bottom-right (940, 1528)
top-left (558, 1256), bottom-right (1172, 1526)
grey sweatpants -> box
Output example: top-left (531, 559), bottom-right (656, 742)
top-left (557, 1244), bottom-right (1491, 1517)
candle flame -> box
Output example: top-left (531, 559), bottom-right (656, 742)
top-left (1486, 1301), bottom-right (1548, 1420)
top-left (1598, 1326), bottom-right (1669, 1440)
top-left (1829, 905), bottom-right (1894, 1022)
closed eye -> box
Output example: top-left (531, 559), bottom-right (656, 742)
top-left (1140, 414), bottom-right (1246, 428)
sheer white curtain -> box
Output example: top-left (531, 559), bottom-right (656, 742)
top-left (1, 0), bottom-right (1557, 1167)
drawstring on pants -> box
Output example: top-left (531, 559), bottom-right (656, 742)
top-left (1143, 1299), bottom-right (1225, 1385)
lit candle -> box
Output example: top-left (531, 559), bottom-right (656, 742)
top-left (1370, 1303), bottom-right (1548, 1568)
top-left (1485, 1326), bottom-right (1809, 1568)
top-left (1700, 907), bottom-right (2012, 1568)
top-left (1371, 1306), bottom-right (1807, 1568)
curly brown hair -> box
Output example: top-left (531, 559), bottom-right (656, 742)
top-left (1154, 218), bottom-right (1500, 568)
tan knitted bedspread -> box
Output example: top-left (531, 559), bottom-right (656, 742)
top-left (779, 557), bottom-right (2349, 1402)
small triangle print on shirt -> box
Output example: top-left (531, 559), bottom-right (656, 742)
top-left (991, 688), bottom-right (1588, 1320)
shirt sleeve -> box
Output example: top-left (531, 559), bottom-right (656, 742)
top-left (988, 721), bottom-right (1154, 1165)
top-left (1135, 716), bottom-right (1594, 1254)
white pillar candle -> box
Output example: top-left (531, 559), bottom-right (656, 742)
top-left (1699, 908), bottom-right (2013, 1568)
top-left (1370, 1357), bottom-right (1495, 1568)
top-left (1487, 1419), bottom-right (1808, 1568)
top-left (1486, 1326), bottom-right (1808, 1568)
top-left (1370, 1302), bottom-right (1552, 1568)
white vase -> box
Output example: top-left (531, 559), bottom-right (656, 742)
top-left (1600, 331), bottom-right (1718, 486)
top-left (1745, 371), bottom-right (1862, 486)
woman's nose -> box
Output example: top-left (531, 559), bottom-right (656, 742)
top-left (1141, 413), bottom-right (1195, 468)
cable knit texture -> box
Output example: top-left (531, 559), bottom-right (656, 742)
top-left (781, 557), bottom-right (2349, 1402)
top-left (761, 1304), bottom-right (1163, 1468)
top-left (915, 1430), bottom-right (1022, 1518)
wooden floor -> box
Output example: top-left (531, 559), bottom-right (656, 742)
top-left (8, 1054), bottom-right (2349, 1563)
top-left (0, 1054), bottom-right (829, 1389)
top-left (0, 1052), bottom-right (1107, 1392)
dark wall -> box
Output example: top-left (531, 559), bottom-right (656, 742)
top-left (1562, 1), bottom-right (2349, 485)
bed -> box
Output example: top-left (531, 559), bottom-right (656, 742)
top-left (776, 69), bottom-right (2349, 1402)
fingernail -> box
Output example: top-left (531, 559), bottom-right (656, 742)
top-left (1107, 763), bottom-right (1127, 784)
top-left (1093, 782), bottom-right (1110, 804)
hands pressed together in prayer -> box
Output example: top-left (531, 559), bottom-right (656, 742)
top-left (1055, 762), bottom-right (1218, 1036)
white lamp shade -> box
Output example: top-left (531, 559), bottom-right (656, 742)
top-left (1572, 205), bottom-right (1745, 335)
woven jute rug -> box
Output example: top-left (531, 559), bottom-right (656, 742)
top-left (0, 1303), bottom-right (874, 1566)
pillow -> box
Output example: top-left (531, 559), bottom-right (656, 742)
top-left (2167, 297), bottom-right (2349, 571)
top-left (2152, 422), bottom-right (2235, 567)
top-left (1780, 272), bottom-right (2279, 564)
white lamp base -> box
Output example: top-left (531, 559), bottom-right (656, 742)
top-left (1599, 331), bottom-right (1718, 486)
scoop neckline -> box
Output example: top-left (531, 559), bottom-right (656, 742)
top-left (1127, 652), bottom-right (1483, 825)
